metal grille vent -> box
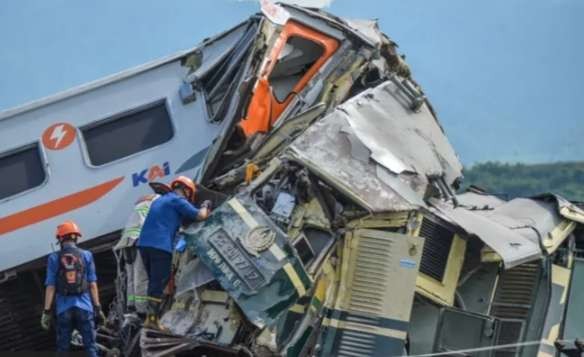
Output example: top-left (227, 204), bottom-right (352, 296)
top-left (337, 230), bottom-right (399, 356)
top-left (347, 231), bottom-right (394, 315)
top-left (494, 319), bottom-right (525, 357)
top-left (490, 262), bottom-right (540, 357)
top-left (337, 330), bottom-right (377, 356)
top-left (490, 262), bottom-right (539, 320)
top-left (336, 231), bottom-right (395, 356)
top-left (418, 218), bottom-right (454, 281)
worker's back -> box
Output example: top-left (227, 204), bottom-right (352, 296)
top-left (137, 192), bottom-right (199, 253)
top-left (45, 243), bottom-right (96, 315)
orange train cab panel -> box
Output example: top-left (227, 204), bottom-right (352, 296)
top-left (239, 21), bottom-right (339, 137)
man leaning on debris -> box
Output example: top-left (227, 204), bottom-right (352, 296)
top-left (41, 220), bottom-right (106, 357)
top-left (137, 175), bottom-right (211, 330)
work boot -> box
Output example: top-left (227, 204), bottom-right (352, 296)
top-left (143, 300), bottom-right (168, 331)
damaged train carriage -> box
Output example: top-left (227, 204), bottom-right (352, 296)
top-left (106, 3), bottom-right (584, 357)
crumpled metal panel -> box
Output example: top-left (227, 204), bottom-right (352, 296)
top-left (288, 110), bottom-right (422, 212)
top-left (140, 329), bottom-right (251, 357)
top-left (288, 79), bottom-right (461, 212)
top-left (182, 195), bottom-right (312, 328)
top-left (456, 191), bottom-right (506, 210)
top-left (429, 198), bottom-right (541, 269)
top-left (488, 198), bottom-right (562, 244)
top-left (339, 80), bottom-right (462, 182)
top-left (532, 193), bottom-right (584, 224)
top-left (281, 4), bottom-right (370, 45)
top-left (184, 20), bottom-right (254, 82)
top-left (345, 19), bottom-right (385, 46)
top-left (431, 193), bottom-right (583, 268)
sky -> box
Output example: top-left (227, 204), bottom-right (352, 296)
top-left (0, 0), bottom-right (582, 165)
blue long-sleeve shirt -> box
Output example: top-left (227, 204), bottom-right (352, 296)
top-left (137, 192), bottom-right (199, 253)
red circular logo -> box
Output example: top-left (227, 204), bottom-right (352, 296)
top-left (42, 123), bottom-right (77, 150)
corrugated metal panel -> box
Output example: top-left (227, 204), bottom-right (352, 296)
top-left (494, 320), bottom-right (524, 357)
top-left (490, 262), bottom-right (540, 357)
top-left (318, 230), bottom-right (423, 357)
top-left (491, 262), bottom-right (539, 320)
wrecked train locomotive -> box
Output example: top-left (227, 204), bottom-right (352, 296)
top-left (1, 2), bottom-right (583, 356)
top-left (104, 4), bottom-right (584, 357)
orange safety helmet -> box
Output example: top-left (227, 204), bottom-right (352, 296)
top-left (170, 176), bottom-right (197, 201)
top-left (56, 220), bottom-right (82, 240)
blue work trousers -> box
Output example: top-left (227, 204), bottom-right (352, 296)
top-left (139, 246), bottom-right (172, 300)
top-left (56, 307), bottom-right (97, 357)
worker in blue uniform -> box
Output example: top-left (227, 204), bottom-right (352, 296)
top-left (137, 175), bottom-right (211, 330)
top-left (41, 220), bottom-right (106, 357)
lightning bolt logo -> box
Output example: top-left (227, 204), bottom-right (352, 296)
top-left (42, 122), bottom-right (76, 150)
top-left (50, 124), bottom-right (67, 147)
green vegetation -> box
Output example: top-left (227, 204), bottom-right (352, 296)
top-left (461, 161), bottom-right (584, 201)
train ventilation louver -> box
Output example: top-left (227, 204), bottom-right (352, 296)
top-left (418, 218), bottom-right (454, 281)
top-left (338, 230), bottom-right (397, 357)
top-left (490, 262), bottom-right (540, 357)
top-left (318, 230), bottom-right (423, 357)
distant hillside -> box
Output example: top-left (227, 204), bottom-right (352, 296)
top-left (461, 161), bottom-right (584, 201)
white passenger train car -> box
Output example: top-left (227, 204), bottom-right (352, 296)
top-left (0, 23), bottom-right (248, 276)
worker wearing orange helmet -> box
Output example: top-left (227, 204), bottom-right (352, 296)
top-left (41, 221), bottom-right (105, 357)
top-left (137, 176), bottom-right (211, 330)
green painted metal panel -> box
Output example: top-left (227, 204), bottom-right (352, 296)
top-left (564, 258), bottom-right (584, 340)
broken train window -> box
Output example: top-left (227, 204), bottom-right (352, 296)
top-left (268, 36), bottom-right (324, 103)
top-left (197, 21), bottom-right (258, 122)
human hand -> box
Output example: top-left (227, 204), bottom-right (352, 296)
top-left (94, 305), bottom-right (106, 326)
top-left (40, 310), bottom-right (52, 331)
top-left (201, 200), bottom-right (213, 210)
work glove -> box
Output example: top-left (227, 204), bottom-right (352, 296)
top-left (201, 200), bottom-right (213, 211)
top-left (94, 305), bottom-right (106, 326)
top-left (40, 309), bottom-right (52, 331)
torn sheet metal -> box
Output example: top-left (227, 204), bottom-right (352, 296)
top-left (282, 3), bottom-right (374, 46)
top-left (345, 19), bottom-right (385, 46)
top-left (429, 198), bottom-right (541, 269)
top-left (288, 79), bottom-right (461, 212)
top-left (487, 198), bottom-right (562, 245)
top-left (140, 329), bottom-right (251, 357)
top-left (184, 20), bottom-right (253, 82)
top-left (456, 191), bottom-right (506, 211)
top-left (288, 109), bottom-right (423, 212)
top-left (261, 0), bottom-right (290, 26)
top-left (183, 195), bottom-right (312, 328)
top-left (338, 80), bottom-right (462, 183)
top-left (455, 193), bottom-right (580, 255)
top-left (532, 193), bottom-right (584, 224)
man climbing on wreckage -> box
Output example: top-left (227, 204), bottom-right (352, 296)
top-left (41, 220), bottom-right (106, 357)
top-left (137, 175), bottom-right (211, 330)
